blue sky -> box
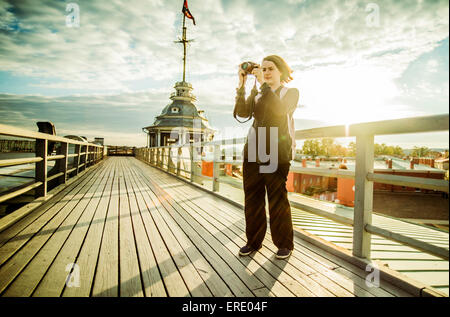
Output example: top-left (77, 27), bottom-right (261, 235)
top-left (0, 0), bottom-right (448, 148)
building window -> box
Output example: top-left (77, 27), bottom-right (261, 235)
top-left (171, 107), bottom-right (179, 113)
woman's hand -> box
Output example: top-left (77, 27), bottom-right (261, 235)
top-left (238, 68), bottom-right (247, 89)
top-left (251, 67), bottom-right (264, 85)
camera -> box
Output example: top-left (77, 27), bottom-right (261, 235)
top-left (240, 61), bottom-right (259, 74)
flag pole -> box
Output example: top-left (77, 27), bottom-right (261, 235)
top-left (182, 13), bottom-right (187, 82)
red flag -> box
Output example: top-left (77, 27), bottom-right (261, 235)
top-left (182, 0), bottom-right (196, 25)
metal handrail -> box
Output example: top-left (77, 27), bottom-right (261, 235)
top-left (136, 114), bottom-right (449, 260)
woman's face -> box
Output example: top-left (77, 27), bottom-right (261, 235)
top-left (261, 60), bottom-right (282, 86)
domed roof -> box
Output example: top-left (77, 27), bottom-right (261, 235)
top-left (143, 81), bottom-right (214, 132)
top-left (159, 100), bottom-right (199, 117)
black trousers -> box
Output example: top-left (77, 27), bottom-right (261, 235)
top-left (242, 160), bottom-right (294, 250)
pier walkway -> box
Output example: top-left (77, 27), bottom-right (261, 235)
top-left (0, 157), bottom-right (415, 297)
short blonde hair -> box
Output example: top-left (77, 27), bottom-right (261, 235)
top-left (262, 55), bottom-right (293, 83)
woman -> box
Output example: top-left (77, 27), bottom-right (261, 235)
top-left (234, 55), bottom-right (299, 259)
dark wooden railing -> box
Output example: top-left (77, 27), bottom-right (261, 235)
top-left (0, 123), bottom-right (104, 204)
top-left (107, 146), bottom-right (135, 156)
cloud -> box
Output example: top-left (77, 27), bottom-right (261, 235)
top-left (0, 0), bottom-right (448, 148)
top-left (0, 0), bottom-right (447, 89)
top-left (0, 90), bottom-right (174, 146)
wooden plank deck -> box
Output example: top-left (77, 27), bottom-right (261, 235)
top-left (0, 157), bottom-right (415, 297)
top-left (201, 174), bottom-right (449, 296)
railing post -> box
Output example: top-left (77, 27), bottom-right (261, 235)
top-left (190, 145), bottom-right (195, 182)
top-left (84, 145), bottom-right (89, 170)
top-left (35, 139), bottom-right (47, 197)
top-left (75, 144), bottom-right (81, 175)
top-left (163, 147), bottom-right (167, 169)
top-left (156, 147), bottom-right (160, 167)
top-left (167, 147), bottom-right (172, 172)
top-left (177, 146), bottom-right (181, 176)
top-left (353, 133), bottom-right (374, 259)
top-left (57, 142), bottom-right (68, 184)
top-left (213, 144), bottom-right (220, 192)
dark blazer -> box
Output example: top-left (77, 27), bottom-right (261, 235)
top-left (234, 82), bottom-right (299, 164)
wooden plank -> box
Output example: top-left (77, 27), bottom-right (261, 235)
top-left (293, 114), bottom-right (448, 139)
top-left (0, 162), bottom-right (107, 266)
top-left (47, 155), bottom-right (66, 161)
top-left (370, 251), bottom-right (443, 261)
top-left (119, 160), bottom-right (190, 297)
top-left (133, 158), bottom-right (417, 297)
top-left (148, 163), bottom-right (344, 272)
top-left (367, 172), bottom-right (449, 193)
top-left (35, 139), bottom-right (48, 198)
top-left (291, 218), bottom-right (353, 230)
top-left (129, 164), bottom-right (234, 297)
top-left (0, 157), bottom-right (42, 167)
top-left (2, 162), bottom-right (110, 297)
top-left (148, 167), bottom-right (300, 297)
top-left (155, 174), bottom-right (328, 297)
top-left (0, 160), bottom-right (104, 246)
top-left (147, 162), bottom-right (339, 270)
top-left (153, 176), bottom-right (363, 297)
top-left (292, 225), bottom-right (353, 234)
top-left (32, 162), bottom-right (114, 296)
top-left (74, 144), bottom-right (81, 175)
top-left (353, 132), bottom-right (374, 259)
top-left (63, 159), bottom-right (117, 297)
top-left (140, 163), bottom-right (400, 296)
top-left (57, 142), bottom-right (68, 184)
top-left (130, 160), bottom-right (245, 297)
top-left (130, 161), bottom-right (260, 297)
top-left (0, 123), bottom-right (101, 147)
top-left (0, 162), bottom-right (108, 295)
top-left (123, 159), bottom-right (212, 297)
top-left (299, 230), bottom-right (353, 238)
top-left (399, 271), bottom-right (449, 287)
top-left (117, 160), bottom-right (167, 297)
top-left (0, 182), bottom-right (42, 204)
top-left (92, 159), bottom-right (120, 297)
top-left (366, 224), bottom-right (448, 260)
top-left (131, 160), bottom-right (366, 297)
top-left (186, 202), bottom-right (336, 297)
top-left (337, 241), bottom-right (444, 254)
top-left (134, 160), bottom-right (270, 296)
top-left (381, 260), bottom-right (449, 271)
top-left (332, 267), bottom-right (394, 297)
top-left (117, 159), bottom-right (144, 297)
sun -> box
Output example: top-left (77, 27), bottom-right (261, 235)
top-left (291, 63), bottom-right (403, 126)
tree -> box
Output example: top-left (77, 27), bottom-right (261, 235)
top-left (330, 144), bottom-right (348, 157)
top-left (411, 146), bottom-right (430, 158)
top-left (393, 146), bottom-right (404, 157)
top-left (320, 138), bottom-right (335, 157)
top-left (302, 139), bottom-right (323, 157)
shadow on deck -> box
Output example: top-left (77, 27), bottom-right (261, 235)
top-left (0, 157), bottom-right (416, 297)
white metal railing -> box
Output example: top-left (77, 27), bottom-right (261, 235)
top-left (135, 114), bottom-right (449, 260)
